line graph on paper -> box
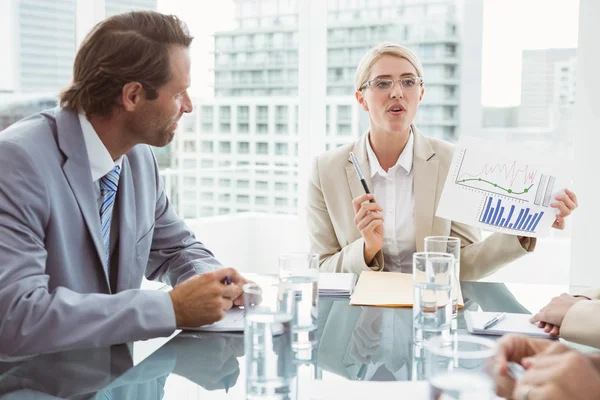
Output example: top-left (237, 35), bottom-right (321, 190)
top-left (453, 149), bottom-right (556, 203)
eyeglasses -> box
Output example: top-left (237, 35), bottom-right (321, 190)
top-left (360, 76), bottom-right (424, 92)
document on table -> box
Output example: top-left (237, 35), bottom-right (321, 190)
top-left (436, 136), bottom-right (570, 238)
top-left (182, 308), bottom-right (245, 332)
top-left (300, 380), bottom-right (429, 400)
top-left (349, 271), bottom-right (463, 308)
top-left (319, 272), bottom-right (357, 297)
top-left (465, 311), bottom-right (552, 338)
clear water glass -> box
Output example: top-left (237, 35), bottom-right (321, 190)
top-left (425, 334), bottom-right (497, 400)
top-left (243, 278), bottom-right (295, 399)
top-left (424, 236), bottom-right (461, 323)
top-left (279, 253), bottom-right (319, 350)
top-left (413, 252), bottom-right (454, 345)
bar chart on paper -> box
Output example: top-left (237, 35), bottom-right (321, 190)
top-left (436, 137), bottom-right (569, 238)
top-left (479, 196), bottom-right (544, 233)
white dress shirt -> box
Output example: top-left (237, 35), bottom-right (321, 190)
top-left (78, 113), bottom-right (124, 265)
top-left (365, 131), bottom-right (416, 273)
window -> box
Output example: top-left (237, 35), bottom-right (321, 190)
top-left (256, 105), bottom-right (269, 122)
top-left (238, 141), bottom-right (250, 154)
top-left (201, 141), bottom-right (213, 153)
top-left (236, 194), bottom-right (250, 203)
top-left (218, 207), bottom-right (230, 215)
top-left (183, 176), bottom-right (197, 185)
top-left (237, 105), bottom-right (249, 121)
top-left (183, 205), bottom-right (196, 219)
top-left (275, 142), bottom-right (289, 155)
top-left (183, 140), bottom-right (196, 152)
top-left (219, 106), bottom-right (231, 121)
top-left (183, 114), bottom-right (196, 132)
top-left (256, 142), bottom-right (269, 155)
top-left (237, 179), bottom-right (250, 188)
top-left (184, 190), bottom-right (196, 201)
top-left (201, 159), bottom-right (214, 168)
top-left (219, 178), bottom-right (231, 187)
top-left (220, 123), bottom-right (231, 133)
top-left (183, 159), bottom-right (197, 168)
top-left (238, 123), bottom-right (250, 133)
top-left (200, 207), bottom-right (214, 217)
top-left (256, 196), bottom-right (268, 205)
top-left (201, 192), bottom-right (214, 201)
top-left (275, 182), bottom-right (289, 191)
top-left (219, 193), bottom-right (231, 202)
top-left (275, 197), bottom-right (289, 206)
top-left (201, 122), bottom-right (213, 133)
top-left (276, 105), bottom-right (288, 121)
top-left (276, 123), bottom-right (288, 135)
top-left (257, 123), bottom-right (269, 134)
top-left (200, 177), bottom-right (214, 186)
top-left (219, 141), bottom-right (232, 154)
top-left (256, 180), bottom-right (268, 190)
top-left (201, 106), bottom-right (213, 122)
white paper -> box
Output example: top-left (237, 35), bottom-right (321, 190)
top-left (319, 272), bottom-right (357, 297)
top-left (182, 308), bottom-right (245, 332)
top-left (465, 311), bottom-right (552, 338)
top-left (436, 137), bottom-right (570, 238)
top-left (300, 380), bottom-right (429, 400)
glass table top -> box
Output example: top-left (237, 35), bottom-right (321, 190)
top-left (0, 281), bottom-right (568, 399)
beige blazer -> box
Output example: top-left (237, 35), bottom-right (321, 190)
top-left (307, 126), bottom-right (536, 281)
top-left (561, 289), bottom-right (600, 349)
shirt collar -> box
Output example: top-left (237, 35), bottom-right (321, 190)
top-left (78, 113), bottom-right (124, 182)
top-left (366, 129), bottom-right (414, 178)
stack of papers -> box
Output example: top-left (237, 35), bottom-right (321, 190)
top-left (182, 308), bottom-right (245, 332)
top-left (319, 273), bottom-right (357, 297)
top-left (465, 311), bottom-right (552, 338)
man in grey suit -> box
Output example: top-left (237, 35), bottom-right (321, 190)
top-left (0, 11), bottom-right (248, 358)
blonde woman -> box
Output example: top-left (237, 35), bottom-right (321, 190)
top-left (307, 43), bottom-right (578, 280)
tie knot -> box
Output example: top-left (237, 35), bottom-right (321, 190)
top-left (100, 166), bottom-right (121, 194)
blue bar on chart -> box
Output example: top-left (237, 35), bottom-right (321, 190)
top-left (479, 196), bottom-right (543, 233)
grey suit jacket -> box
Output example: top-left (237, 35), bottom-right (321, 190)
top-left (0, 108), bottom-right (222, 358)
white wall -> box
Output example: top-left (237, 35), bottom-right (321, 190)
top-left (0, 0), bottom-right (17, 92)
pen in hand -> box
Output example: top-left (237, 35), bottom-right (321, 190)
top-left (349, 152), bottom-right (374, 203)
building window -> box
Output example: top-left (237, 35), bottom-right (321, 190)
top-left (183, 114), bottom-right (196, 132)
top-left (201, 123), bottom-right (213, 133)
top-left (237, 179), bottom-right (250, 188)
top-left (337, 105), bottom-right (351, 122)
top-left (201, 159), bottom-right (214, 168)
top-left (201, 192), bottom-right (214, 201)
top-left (201, 141), bottom-right (213, 152)
top-left (220, 123), bottom-right (231, 133)
top-left (256, 196), bottom-right (268, 205)
top-left (337, 124), bottom-right (351, 135)
top-left (236, 194), bottom-right (250, 203)
top-left (201, 177), bottom-right (214, 186)
top-left (183, 140), bottom-right (196, 152)
top-left (200, 206), bottom-right (214, 217)
top-left (276, 123), bottom-right (288, 135)
top-left (237, 105), bottom-right (249, 121)
top-left (238, 123), bottom-right (249, 133)
top-left (183, 204), bottom-right (196, 219)
top-left (183, 159), bottom-right (197, 168)
top-left (275, 142), bottom-right (288, 155)
top-left (184, 190), bottom-right (196, 201)
top-left (218, 207), bottom-right (230, 215)
top-left (256, 142), bottom-right (269, 155)
top-left (275, 197), bottom-right (289, 206)
top-left (183, 176), bottom-right (197, 185)
top-left (275, 105), bottom-right (288, 121)
top-left (219, 141), bottom-right (232, 154)
top-left (275, 182), bottom-right (289, 191)
top-left (219, 178), bottom-right (231, 187)
top-left (238, 141), bottom-right (250, 154)
top-left (256, 105), bottom-right (269, 122)
top-left (219, 193), bottom-right (231, 202)
top-left (256, 180), bottom-right (268, 190)
top-left (219, 106), bottom-right (231, 121)
top-left (257, 123), bottom-right (269, 134)
top-left (201, 105), bottom-right (213, 121)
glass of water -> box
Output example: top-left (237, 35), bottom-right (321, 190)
top-left (425, 335), bottom-right (497, 399)
top-left (412, 252), bottom-right (454, 345)
top-left (243, 278), bottom-right (295, 399)
top-left (424, 236), bottom-right (461, 322)
top-left (279, 253), bottom-right (319, 350)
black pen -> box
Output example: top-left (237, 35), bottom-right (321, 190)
top-left (349, 152), bottom-right (374, 203)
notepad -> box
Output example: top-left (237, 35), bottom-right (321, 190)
top-left (182, 308), bottom-right (246, 332)
top-left (349, 271), bottom-right (464, 307)
top-left (465, 311), bottom-right (552, 338)
top-left (319, 273), bottom-right (357, 297)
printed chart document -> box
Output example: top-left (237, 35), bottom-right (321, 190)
top-left (349, 271), bottom-right (463, 307)
top-left (436, 137), bottom-right (570, 238)
top-left (319, 272), bottom-right (357, 297)
top-left (465, 311), bottom-right (552, 338)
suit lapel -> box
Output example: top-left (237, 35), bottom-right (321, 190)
top-left (115, 156), bottom-right (136, 292)
top-left (55, 108), bottom-right (110, 287)
top-left (412, 126), bottom-right (438, 252)
top-left (345, 132), bottom-right (374, 201)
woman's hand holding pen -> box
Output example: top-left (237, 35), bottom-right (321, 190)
top-left (352, 193), bottom-right (384, 265)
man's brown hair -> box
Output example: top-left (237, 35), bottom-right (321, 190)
top-left (60, 11), bottom-right (193, 116)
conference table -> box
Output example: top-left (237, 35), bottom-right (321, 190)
top-left (0, 280), bottom-right (569, 399)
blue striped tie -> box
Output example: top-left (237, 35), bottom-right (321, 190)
top-left (100, 166), bottom-right (120, 271)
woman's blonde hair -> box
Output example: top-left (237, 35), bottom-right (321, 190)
top-left (354, 43), bottom-right (424, 91)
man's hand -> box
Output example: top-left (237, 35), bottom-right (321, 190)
top-left (169, 268), bottom-right (243, 328)
top-left (512, 343), bottom-right (600, 400)
top-left (494, 334), bottom-right (555, 398)
top-left (529, 293), bottom-right (587, 336)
